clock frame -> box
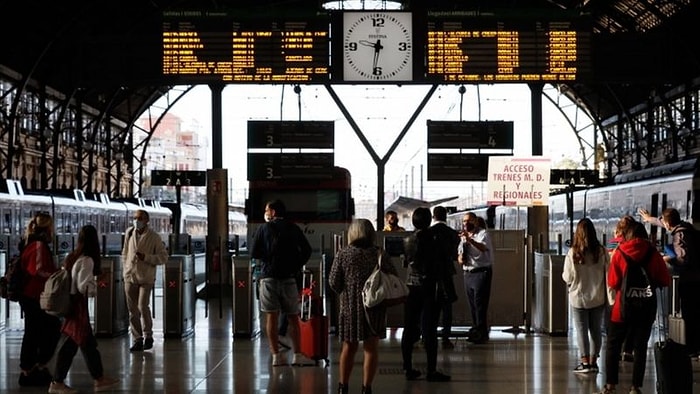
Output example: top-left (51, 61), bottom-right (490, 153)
top-left (342, 11), bottom-right (413, 82)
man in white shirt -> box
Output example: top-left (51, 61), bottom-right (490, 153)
top-left (458, 212), bottom-right (494, 344)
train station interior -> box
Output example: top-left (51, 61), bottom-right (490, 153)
top-left (3, 0), bottom-right (700, 393)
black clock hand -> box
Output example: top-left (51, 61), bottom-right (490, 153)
top-left (372, 39), bottom-right (383, 74)
top-left (358, 40), bottom-right (375, 48)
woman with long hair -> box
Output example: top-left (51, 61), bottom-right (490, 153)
top-left (48, 225), bottom-right (119, 394)
top-left (562, 217), bottom-right (609, 374)
top-left (18, 212), bottom-right (60, 387)
top-left (329, 218), bottom-right (398, 394)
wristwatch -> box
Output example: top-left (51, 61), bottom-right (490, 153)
top-left (342, 11), bottom-right (413, 81)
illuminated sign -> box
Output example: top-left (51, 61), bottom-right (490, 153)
top-left (161, 11), bottom-right (591, 84)
top-left (162, 11), bottom-right (330, 83)
top-left (426, 14), bottom-right (591, 83)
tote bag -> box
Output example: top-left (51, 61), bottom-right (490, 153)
top-left (362, 253), bottom-right (409, 308)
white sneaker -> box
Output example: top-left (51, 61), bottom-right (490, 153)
top-left (278, 335), bottom-right (292, 351)
top-left (48, 381), bottom-right (78, 394)
top-left (272, 353), bottom-right (288, 366)
top-left (292, 353), bottom-right (315, 367)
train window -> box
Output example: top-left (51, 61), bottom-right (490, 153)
top-left (72, 212), bottom-right (79, 234)
top-left (3, 212), bottom-right (10, 234)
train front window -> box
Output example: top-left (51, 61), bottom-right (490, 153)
top-left (250, 190), bottom-right (346, 222)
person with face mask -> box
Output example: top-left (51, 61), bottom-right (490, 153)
top-left (458, 212), bottom-right (494, 344)
top-left (121, 209), bottom-right (168, 352)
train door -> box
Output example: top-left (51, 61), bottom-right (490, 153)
top-left (647, 192), bottom-right (667, 246)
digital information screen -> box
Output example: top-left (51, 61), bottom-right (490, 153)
top-left (162, 11), bottom-right (330, 83)
top-left (248, 153), bottom-right (334, 180)
top-left (427, 120), bottom-right (513, 149)
top-left (426, 15), bottom-right (591, 82)
top-left (247, 121), bottom-right (334, 149)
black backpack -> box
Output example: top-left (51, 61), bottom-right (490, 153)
top-left (618, 248), bottom-right (655, 320)
top-left (0, 254), bottom-right (24, 302)
top-left (265, 221), bottom-right (308, 279)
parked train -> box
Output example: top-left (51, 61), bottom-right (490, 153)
top-left (0, 180), bottom-right (247, 288)
top-left (446, 159), bottom-right (699, 252)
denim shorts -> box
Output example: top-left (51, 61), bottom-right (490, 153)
top-left (258, 277), bottom-right (300, 314)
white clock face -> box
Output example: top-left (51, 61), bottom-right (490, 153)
top-left (343, 12), bottom-right (413, 82)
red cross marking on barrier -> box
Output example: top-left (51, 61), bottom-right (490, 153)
top-left (98, 281), bottom-right (107, 288)
top-left (237, 280), bottom-right (246, 288)
top-left (168, 280), bottom-right (176, 288)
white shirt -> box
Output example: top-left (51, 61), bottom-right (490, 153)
top-left (71, 255), bottom-right (96, 297)
top-left (459, 227), bottom-right (493, 271)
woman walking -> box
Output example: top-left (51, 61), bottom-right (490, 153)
top-left (48, 225), bottom-right (119, 394)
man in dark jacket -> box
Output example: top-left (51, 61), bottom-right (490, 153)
top-left (639, 207), bottom-right (700, 357)
top-left (251, 199), bottom-right (313, 367)
top-left (430, 206), bottom-right (461, 349)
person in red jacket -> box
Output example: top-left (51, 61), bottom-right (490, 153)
top-left (595, 221), bottom-right (670, 394)
top-left (17, 212), bottom-right (61, 387)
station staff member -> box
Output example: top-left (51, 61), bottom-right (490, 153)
top-left (458, 212), bottom-right (494, 344)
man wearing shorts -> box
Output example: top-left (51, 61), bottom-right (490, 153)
top-left (251, 199), bottom-right (313, 367)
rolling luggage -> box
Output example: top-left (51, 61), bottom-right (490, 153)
top-left (668, 276), bottom-right (685, 345)
top-left (299, 268), bottom-right (329, 366)
top-left (654, 286), bottom-right (692, 394)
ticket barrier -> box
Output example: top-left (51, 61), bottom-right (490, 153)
top-left (163, 255), bottom-right (195, 338)
top-left (532, 252), bottom-right (567, 336)
top-left (94, 256), bottom-right (128, 337)
top-left (232, 256), bottom-right (260, 338)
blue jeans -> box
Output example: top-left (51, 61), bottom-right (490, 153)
top-left (571, 304), bottom-right (605, 359)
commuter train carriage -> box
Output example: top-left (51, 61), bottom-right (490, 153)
top-left (447, 159), bottom-right (698, 252)
top-left (245, 166), bottom-right (355, 255)
top-left (549, 159), bottom-right (698, 249)
top-left (0, 180), bottom-right (171, 258)
top-left (0, 180), bottom-right (247, 272)
top-left (159, 202), bottom-right (247, 252)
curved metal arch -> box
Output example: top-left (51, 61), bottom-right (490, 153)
top-left (129, 85), bottom-right (196, 197)
top-left (542, 85), bottom-right (591, 168)
top-left (4, 4), bottom-right (97, 181)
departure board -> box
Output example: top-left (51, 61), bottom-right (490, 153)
top-left (162, 11), bottom-right (330, 83)
top-left (426, 14), bottom-right (591, 82)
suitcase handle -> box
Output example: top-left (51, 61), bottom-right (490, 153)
top-left (657, 287), bottom-right (670, 342)
top-left (671, 275), bottom-right (681, 317)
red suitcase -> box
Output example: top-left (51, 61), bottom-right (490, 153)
top-left (299, 269), bottom-right (329, 366)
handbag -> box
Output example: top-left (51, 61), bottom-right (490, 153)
top-left (362, 253), bottom-right (409, 308)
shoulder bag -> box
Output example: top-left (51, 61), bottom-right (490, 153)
top-left (362, 252), bottom-right (409, 308)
